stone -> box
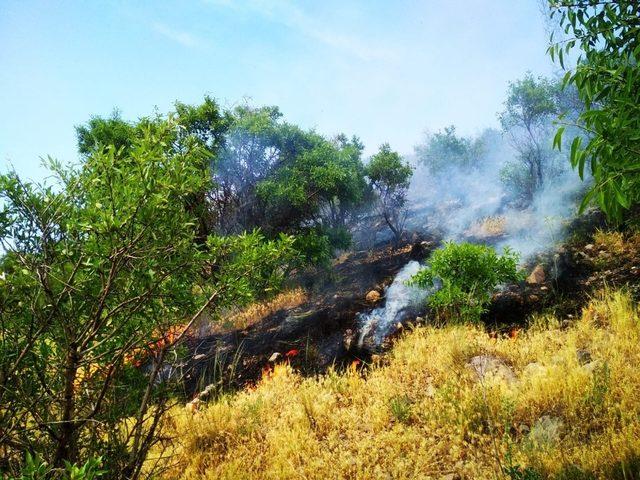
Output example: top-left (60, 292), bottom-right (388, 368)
top-left (528, 415), bottom-right (563, 446)
top-left (343, 329), bottom-right (356, 350)
top-left (268, 352), bottom-right (281, 362)
top-left (468, 355), bottom-right (516, 384)
top-left (576, 348), bottom-right (592, 365)
top-left (365, 290), bottom-right (381, 303)
top-left (523, 362), bottom-right (546, 377)
top-left (583, 360), bottom-right (601, 373)
top-left (526, 264), bottom-right (546, 284)
top-left (585, 243), bottom-right (595, 251)
top-left (185, 397), bottom-right (201, 413)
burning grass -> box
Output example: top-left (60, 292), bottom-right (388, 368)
top-left (156, 290), bottom-right (640, 479)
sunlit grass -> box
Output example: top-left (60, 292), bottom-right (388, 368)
top-left (157, 290), bottom-right (640, 479)
top-left (217, 288), bottom-right (307, 331)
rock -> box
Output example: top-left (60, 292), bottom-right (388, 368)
top-left (425, 384), bottom-right (436, 397)
top-left (576, 349), bottom-right (592, 365)
top-left (583, 360), bottom-right (601, 373)
top-left (585, 243), bottom-right (594, 251)
top-left (365, 290), bottom-right (381, 303)
top-left (468, 355), bottom-right (516, 384)
top-left (343, 329), bottom-right (356, 350)
top-left (528, 415), bottom-right (563, 446)
top-left (268, 352), bottom-right (281, 362)
top-left (526, 264), bottom-right (546, 284)
top-left (185, 397), bottom-right (201, 413)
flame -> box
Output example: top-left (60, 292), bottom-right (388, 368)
top-left (349, 359), bottom-right (361, 374)
top-left (124, 323), bottom-right (188, 367)
top-left (285, 348), bottom-right (299, 358)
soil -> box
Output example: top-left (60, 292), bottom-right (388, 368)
top-left (182, 236), bottom-right (436, 395)
top-left (180, 219), bottom-right (640, 398)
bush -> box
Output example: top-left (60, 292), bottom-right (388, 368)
top-left (10, 453), bottom-right (106, 480)
top-left (292, 229), bottom-right (333, 267)
top-left (410, 242), bottom-right (522, 322)
top-left (0, 117), bottom-right (298, 477)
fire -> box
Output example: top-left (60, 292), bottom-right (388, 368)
top-left (285, 348), bottom-right (299, 358)
top-left (124, 323), bottom-right (188, 367)
top-left (348, 359), bottom-right (362, 374)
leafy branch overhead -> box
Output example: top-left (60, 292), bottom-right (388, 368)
top-left (548, 0), bottom-right (640, 221)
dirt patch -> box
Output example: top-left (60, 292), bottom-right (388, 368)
top-left (181, 238), bottom-right (436, 395)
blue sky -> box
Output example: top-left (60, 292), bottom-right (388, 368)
top-left (0, 0), bottom-right (554, 181)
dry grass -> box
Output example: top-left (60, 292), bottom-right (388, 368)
top-left (156, 291), bottom-right (640, 479)
top-left (217, 288), bottom-right (307, 331)
top-left (593, 229), bottom-right (627, 255)
top-left (466, 216), bottom-right (507, 239)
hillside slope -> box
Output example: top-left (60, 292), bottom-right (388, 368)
top-left (157, 290), bottom-right (640, 479)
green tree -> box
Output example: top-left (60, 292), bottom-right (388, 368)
top-left (499, 73), bottom-right (559, 200)
top-left (76, 111), bottom-right (136, 157)
top-left (366, 144), bottom-right (413, 243)
top-left (414, 125), bottom-right (484, 174)
top-left (0, 117), bottom-right (297, 477)
top-left (548, 0), bottom-right (640, 221)
top-left (75, 99), bottom-right (370, 260)
top-left (257, 135), bottom-right (369, 256)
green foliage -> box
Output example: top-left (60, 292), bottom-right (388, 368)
top-left (73, 100), bottom-right (369, 257)
top-left (410, 242), bottom-right (522, 323)
top-left (414, 125), bottom-right (484, 174)
top-left (291, 229), bottom-right (333, 267)
top-left (10, 454), bottom-right (106, 480)
top-left (548, 0), bottom-right (640, 221)
top-left (366, 143), bottom-right (413, 242)
top-left (499, 73), bottom-right (561, 199)
top-left (389, 395), bottom-right (413, 424)
top-left (0, 116), bottom-right (298, 477)
top-left (500, 161), bottom-right (537, 204)
top-left (257, 135), bottom-right (368, 239)
top-left (76, 111), bottom-right (137, 157)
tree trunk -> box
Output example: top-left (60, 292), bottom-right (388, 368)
top-left (55, 345), bottom-right (79, 466)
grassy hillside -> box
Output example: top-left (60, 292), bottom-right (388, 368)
top-left (155, 290), bottom-right (640, 479)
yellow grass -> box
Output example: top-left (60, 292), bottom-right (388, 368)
top-left (593, 229), bottom-right (626, 254)
top-left (466, 215), bottom-right (507, 239)
top-left (157, 291), bottom-right (640, 479)
top-left (218, 288), bottom-right (307, 331)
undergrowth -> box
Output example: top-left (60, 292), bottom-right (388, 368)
top-left (154, 290), bottom-right (640, 479)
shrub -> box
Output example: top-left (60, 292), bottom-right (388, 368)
top-left (410, 242), bottom-right (522, 322)
top-left (0, 117), bottom-right (298, 477)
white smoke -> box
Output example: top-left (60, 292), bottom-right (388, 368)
top-left (406, 128), bottom-right (585, 261)
top-left (357, 129), bottom-right (587, 346)
top-left (357, 261), bottom-right (429, 347)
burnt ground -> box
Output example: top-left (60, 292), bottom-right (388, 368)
top-left (180, 221), bottom-right (640, 398)
top-left (181, 238), bottom-right (435, 395)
